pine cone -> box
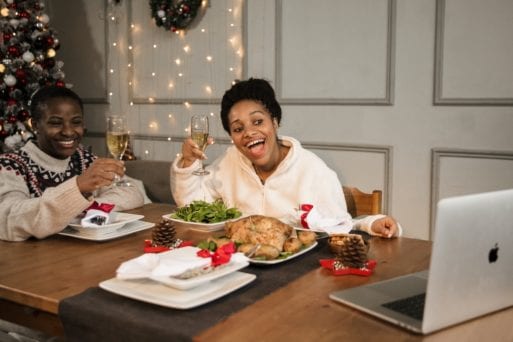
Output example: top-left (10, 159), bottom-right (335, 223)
top-left (151, 219), bottom-right (177, 247)
top-left (328, 233), bottom-right (369, 268)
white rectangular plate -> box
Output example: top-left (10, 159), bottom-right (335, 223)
top-left (69, 213), bottom-right (145, 234)
top-left (162, 214), bottom-right (226, 232)
top-left (59, 220), bottom-right (154, 241)
top-left (249, 241), bottom-right (318, 265)
top-left (149, 260), bottom-right (249, 290)
top-left (99, 272), bottom-right (256, 309)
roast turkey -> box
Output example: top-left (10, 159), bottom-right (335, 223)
top-left (224, 215), bottom-right (293, 252)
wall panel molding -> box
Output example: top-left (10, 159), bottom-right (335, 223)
top-left (275, 0), bottom-right (396, 105)
top-left (430, 148), bottom-right (513, 238)
top-left (434, 0), bottom-right (513, 105)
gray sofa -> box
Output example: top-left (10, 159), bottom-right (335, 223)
top-left (125, 160), bottom-right (174, 204)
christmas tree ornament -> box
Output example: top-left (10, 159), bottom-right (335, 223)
top-left (22, 51), bottom-right (34, 63)
top-left (4, 75), bottom-right (16, 87)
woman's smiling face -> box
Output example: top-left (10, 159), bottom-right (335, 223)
top-left (228, 99), bottom-right (278, 167)
top-left (33, 97), bottom-right (84, 159)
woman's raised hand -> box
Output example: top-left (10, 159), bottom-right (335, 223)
top-left (76, 158), bottom-right (125, 194)
top-left (180, 137), bottom-right (214, 168)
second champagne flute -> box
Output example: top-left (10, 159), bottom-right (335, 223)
top-left (190, 115), bottom-right (210, 176)
top-left (106, 115), bottom-right (132, 186)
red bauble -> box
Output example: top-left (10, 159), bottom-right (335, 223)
top-left (3, 33), bottom-right (12, 42)
top-left (0, 130), bottom-right (9, 138)
top-left (19, 11), bottom-right (29, 19)
top-left (6, 99), bottom-right (17, 107)
top-left (182, 4), bottom-right (190, 13)
top-left (15, 69), bottom-right (26, 80)
top-left (7, 115), bottom-right (17, 124)
top-left (17, 109), bottom-right (30, 121)
top-left (46, 36), bottom-right (54, 48)
top-left (55, 80), bottom-right (65, 87)
top-left (7, 45), bottom-right (20, 57)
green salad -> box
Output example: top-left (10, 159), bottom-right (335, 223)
top-left (170, 199), bottom-right (242, 223)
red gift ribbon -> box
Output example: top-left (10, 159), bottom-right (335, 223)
top-left (319, 259), bottom-right (377, 276)
top-left (143, 239), bottom-right (194, 253)
top-left (299, 203), bottom-right (314, 228)
top-left (86, 201), bottom-right (115, 213)
top-left (196, 241), bottom-right (236, 267)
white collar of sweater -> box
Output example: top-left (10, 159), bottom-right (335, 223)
top-left (233, 135), bottom-right (299, 174)
top-left (21, 140), bottom-right (73, 173)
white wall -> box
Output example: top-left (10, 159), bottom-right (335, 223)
top-left (48, 0), bottom-right (513, 240)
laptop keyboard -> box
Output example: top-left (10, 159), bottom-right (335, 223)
top-left (382, 293), bottom-right (426, 321)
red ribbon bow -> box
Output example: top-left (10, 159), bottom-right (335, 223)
top-left (299, 203), bottom-right (314, 228)
top-left (86, 201), bottom-right (115, 213)
top-left (197, 241), bottom-right (236, 267)
top-left (319, 259), bottom-right (377, 276)
top-left (143, 240), bottom-right (193, 253)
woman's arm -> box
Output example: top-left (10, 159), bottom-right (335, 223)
top-left (0, 172), bottom-right (91, 241)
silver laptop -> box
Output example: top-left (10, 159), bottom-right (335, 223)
top-left (329, 188), bottom-right (513, 334)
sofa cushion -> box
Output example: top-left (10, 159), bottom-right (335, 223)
top-left (125, 160), bottom-right (174, 204)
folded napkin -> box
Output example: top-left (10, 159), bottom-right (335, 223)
top-left (80, 202), bottom-right (116, 227)
top-left (116, 246), bottom-right (248, 280)
top-left (299, 204), bottom-right (352, 235)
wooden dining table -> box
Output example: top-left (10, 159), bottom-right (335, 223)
top-left (0, 203), bottom-right (512, 341)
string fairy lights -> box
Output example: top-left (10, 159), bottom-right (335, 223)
top-left (105, 0), bottom-right (242, 159)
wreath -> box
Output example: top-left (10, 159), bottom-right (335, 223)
top-left (149, 0), bottom-right (203, 32)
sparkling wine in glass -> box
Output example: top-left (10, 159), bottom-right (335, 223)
top-left (106, 115), bottom-right (132, 186)
top-left (190, 115), bottom-right (210, 176)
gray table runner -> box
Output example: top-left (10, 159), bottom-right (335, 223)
top-left (59, 239), bottom-right (332, 341)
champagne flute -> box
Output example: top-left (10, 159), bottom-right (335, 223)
top-left (106, 115), bottom-right (132, 186)
top-left (190, 115), bottom-right (210, 176)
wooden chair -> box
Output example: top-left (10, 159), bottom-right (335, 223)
top-left (342, 186), bottom-right (382, 217)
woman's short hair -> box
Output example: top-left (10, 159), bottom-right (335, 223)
top-left (220, 78), bottom-right (281, 133)
top-left (29, 86), bottom-right (84, 122)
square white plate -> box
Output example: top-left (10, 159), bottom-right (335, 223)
top-left (149, 260), bottom-right (249, 290)
top-left (249, 241), bottom-right (318, 265)
top-left (99, 271), bottom-right (256, 309)
top-left (161, 214), bottom-right (227, 232)
top-left (59, 220), bottom-right (154, 241)
top-left (69, 213), bottom-right (144, 235)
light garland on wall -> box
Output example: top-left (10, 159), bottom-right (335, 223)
top-left (106, 0), bottom-right (242, 159)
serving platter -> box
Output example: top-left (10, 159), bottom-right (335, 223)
top-left (249, 241), bottom-right (318, 265)
top-left (99, 272), bottom-right (256, 309)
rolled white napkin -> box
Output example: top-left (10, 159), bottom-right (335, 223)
top-left (303, 206), bottom-right (353, 235)
top-left (117, 246), bottom-right (212, 280)
top-left (80, 210), bottom-right (117, 228)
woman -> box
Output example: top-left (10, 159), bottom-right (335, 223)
top-left (0, 86), bottom-right (144, 241)
top-left (171, 78), bottom-right (400, 237)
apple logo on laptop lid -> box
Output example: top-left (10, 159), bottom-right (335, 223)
top-left (488, 243), bottom-right (499, 263)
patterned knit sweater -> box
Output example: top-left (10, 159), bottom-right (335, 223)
top-left (0, 140), bottom-right (144, 241)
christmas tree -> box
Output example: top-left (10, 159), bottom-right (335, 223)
top-left (0, 0), bottom-right (66, 152)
